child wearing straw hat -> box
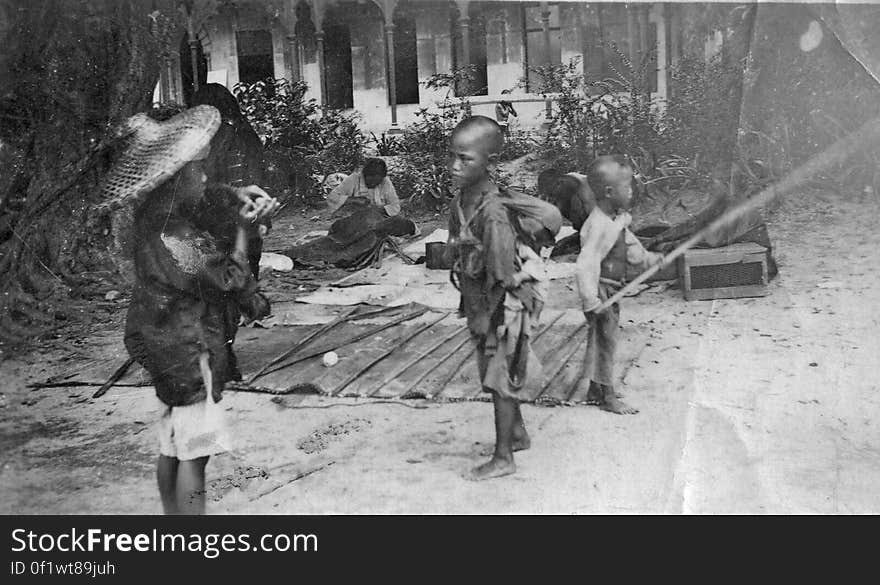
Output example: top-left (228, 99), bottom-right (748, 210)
top-left (100, 105), bottom-right (278, 514)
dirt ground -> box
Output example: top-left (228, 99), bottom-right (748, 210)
top-left (1, 185), bottom-right (878, 514)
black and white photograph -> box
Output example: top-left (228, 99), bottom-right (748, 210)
top-left (1, 0), bottom-right (879, 518)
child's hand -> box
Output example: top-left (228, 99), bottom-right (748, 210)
top-left (582, 299), bottom-right (605, 315)
top-left (238, 199), bottom-right (259, 226)
top-left (236, 185), bottom-right (280, 222)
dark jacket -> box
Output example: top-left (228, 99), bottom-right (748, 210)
top-left (124, 182), bottom-right (269, 407)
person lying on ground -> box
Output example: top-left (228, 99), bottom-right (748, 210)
top-left (574, 155), bottom-right (663, 415)
top-left (326, 157), bottom-right (401, 217)
top-left (446, 115), bottom-right (557, 481)
top-left (101, 106), bottom-right (278, 514)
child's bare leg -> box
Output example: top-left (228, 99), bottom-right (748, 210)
top-left (512, 403), bottom-right (530, 451)
top-left (468, 392), bottom-right (517, 481)
top-left (481, 401), bottom-right (530, 456)
top-left (157, 455), bottom-right (179, 515)
top-left (176, 456), bottom-right (209, 515)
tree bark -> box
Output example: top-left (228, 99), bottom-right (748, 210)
top-left (0, 0), bottom-right (180, 344)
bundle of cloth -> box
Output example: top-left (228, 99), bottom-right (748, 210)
top-left (285, 158), bottom-right (418, 269)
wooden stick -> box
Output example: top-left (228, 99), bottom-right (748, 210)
top-left (249, 304), bottom-right (405, 383)
top-left (597, 115), bottom-right (880, 312)
top-left (29, 381), bottom-right (141, 390)
top-left (91, 356), bottom-right (136, 399)
top-left (262, 305), bottom-right (430, 376)
top-left (331, 312), bottom-right (449, 397)
top-left (364, 323), bottom-right (468, 398)
top-left (247, 305), bottom-right (360, 384)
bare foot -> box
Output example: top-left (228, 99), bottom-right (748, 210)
top-left (465, 457), bottom-right (516, 481)
top-left (598, 393), bottom-right (639, 415)
top-left (586, 383), bottom-right (625, 405)
top-left (478, 435), bottom-right (530, 457)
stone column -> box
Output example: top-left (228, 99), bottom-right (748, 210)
top-left (541, 2), bottom-right (552, 118)
top-left (159, 57), bottom-right (172, 103)
top-left (627, 3), bottom-right (638, 67)
top-left (639, 4), bottom-right (650, 98)
top-left (287, 34), bottom-right (301, 82)
top-left (316, 29), bottom-right (326, 106)
top-left (183, 0), bottom-right (200, 98)
top-left (385, 22), bottom-right (398, 126)
top-left (458, 15), bottom-right (471, 97)
top-left (284, 0), bottom-right (300, 83)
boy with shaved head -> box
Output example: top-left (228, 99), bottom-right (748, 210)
top-left (575, 155), bottom-right (664, 414)
top-left (446, 115), bottom-right (554, 481)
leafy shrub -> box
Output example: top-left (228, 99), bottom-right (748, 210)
top-left (388, 153), bottom-right (449, 213)
top-left (234, 78), bottom-right (366, 202)
top-left (531, 51), bottom-right (668, 176)
top-left (386, 69), bottom-right (477, 209)
top-left (499, 127), bottom-right (537, 162)
top-left (665, 55), bottom-right (745, 175)
top-left (370, 132), bottom-right (403, 156)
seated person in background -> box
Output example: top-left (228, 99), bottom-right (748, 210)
top-left (286, 158), bottom-right (415, 268)
top-left (326, 157), bottom-right (401, 217)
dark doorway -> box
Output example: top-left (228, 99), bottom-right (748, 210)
top-left (179, 34), bottom-right (208, 106)
top-left (324, 24), bottom-right (355, 109)
top-left (393, 15), bottom-right (420, 104)
top-left (236, 30), bottom-right (275, 87)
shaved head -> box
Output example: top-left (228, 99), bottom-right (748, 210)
top-left (451, 115), bottom-right (504, 157)
top-left (588, 154), bottom-right (634, 210)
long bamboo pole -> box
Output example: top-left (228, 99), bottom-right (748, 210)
top-left (596, 115), bottom-right (880, 312)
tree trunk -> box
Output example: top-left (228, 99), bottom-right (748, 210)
top-left (0, 0), bottom-right (181, 345)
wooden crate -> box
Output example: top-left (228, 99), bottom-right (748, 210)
top-left (678, 242), bottom-right (769, 301)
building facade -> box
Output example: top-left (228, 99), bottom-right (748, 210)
top-left (159, 1), bottom-right (685, 133)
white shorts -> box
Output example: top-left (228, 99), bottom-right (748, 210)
top-left (157, 399), bottom-right (231, 461)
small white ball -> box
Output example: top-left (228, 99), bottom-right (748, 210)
top-left (322, 351), bottom-right (339, 367)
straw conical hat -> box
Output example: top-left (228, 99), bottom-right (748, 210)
top-left (98, 105), bottom-right (221, 210)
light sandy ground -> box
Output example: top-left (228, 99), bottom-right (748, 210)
top-left (1, 186), bottom-right (878, 514)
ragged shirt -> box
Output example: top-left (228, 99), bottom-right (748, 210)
top-left (326, 170), bottom-right (401, 217)
top-left (448, 190), bottom-right (551, 399)
top-left (576, 207), bottom-right (662, 313)
top-left (447, 191), bottom-right (517, 337)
